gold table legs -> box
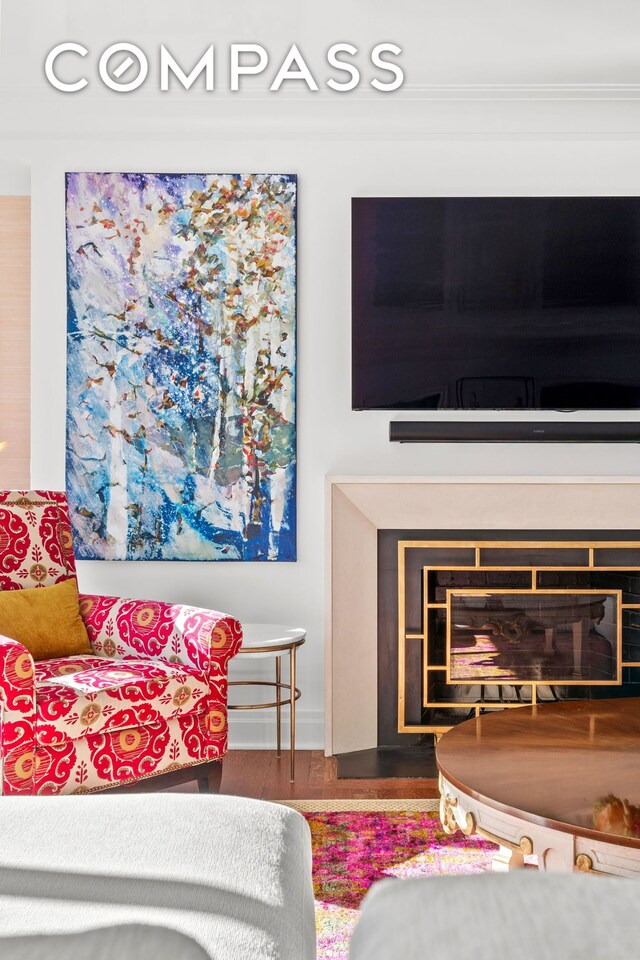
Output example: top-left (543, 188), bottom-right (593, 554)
top-left (290, 644), bottom-right (297, 782)
top-left (229, 639), bottom-right (303, 782)
top-left (276, 655), bottom-right (282, 757)
top-left (274, 650), bottom-right (299, 779)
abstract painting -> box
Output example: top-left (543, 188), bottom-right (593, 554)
top-left (66, 172), bottom-right (297, 560)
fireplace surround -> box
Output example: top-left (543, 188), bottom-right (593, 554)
top-left (325, 476), bottom-right (640, 756)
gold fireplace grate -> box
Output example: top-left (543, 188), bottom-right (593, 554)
top-left (397, 539), bottom-right (640, 735)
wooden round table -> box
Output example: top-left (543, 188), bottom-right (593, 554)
top-left (436, 698), bottom-right (640, 877)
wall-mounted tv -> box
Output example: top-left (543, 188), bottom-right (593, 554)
top-left (352, 196), bottom-right (640, 410)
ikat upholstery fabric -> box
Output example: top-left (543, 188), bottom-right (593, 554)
top-left (0, 490), bottom-right (76, 590)
top-left (0, 491), bottom-right (242, 794)
top-left (35, 655), bottom-right (210, 744)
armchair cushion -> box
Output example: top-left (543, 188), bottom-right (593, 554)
top-left (0, 579), bottom-right (92, 661)
top-left (35, 656), bottom-right (209, 745)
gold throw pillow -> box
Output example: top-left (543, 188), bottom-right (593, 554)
top-left (0, 578), bottom-right (93, 661)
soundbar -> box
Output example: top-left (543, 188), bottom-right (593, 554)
top-left (389, 421), bottom-right (640, 443)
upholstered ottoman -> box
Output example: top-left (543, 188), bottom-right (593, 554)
top-left (0, 794), bottom-right (316, 960)
top-left (349, 873), bottom-right (640, 960)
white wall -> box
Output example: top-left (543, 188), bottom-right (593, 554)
top-left (0, 161), bottom-right (29, 194)
top-left (2, 1), bottom-right (640, 748)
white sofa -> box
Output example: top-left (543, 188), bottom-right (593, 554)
top-left (349, 872), bottom-right (639, 960)
top-left (0, 924), bottom-right (210, 960)
top-left (0, 794), bottom-right (316, 960)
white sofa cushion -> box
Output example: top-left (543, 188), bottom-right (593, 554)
top-left (349, 873), bottom-right (640, 960)
top-left (0, 924), bottom-right (209, 960)
top-left (0, 794), bottom-right (315, 960)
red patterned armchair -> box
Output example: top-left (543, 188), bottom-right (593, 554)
top-left (0, 491), bottom-right (242, 795)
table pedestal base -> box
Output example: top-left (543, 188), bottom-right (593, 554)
top-left (439, 775), bottom-right (640, 879)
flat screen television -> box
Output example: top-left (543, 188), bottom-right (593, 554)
top-left (352, 196), bottom-right (640, 410)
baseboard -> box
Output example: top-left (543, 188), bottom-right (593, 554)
top-left (228, 709), bottom-right (324, 750)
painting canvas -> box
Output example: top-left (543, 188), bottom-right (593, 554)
top-left (66, 172), bottom-right (297, 560)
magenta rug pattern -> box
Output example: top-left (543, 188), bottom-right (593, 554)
top-left (303, 810), bottom-right (498, 960)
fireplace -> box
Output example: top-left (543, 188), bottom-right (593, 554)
top-left (377, 531), bottom-right (637, 749)
top-left (326, 477), bottom-right (640, 756)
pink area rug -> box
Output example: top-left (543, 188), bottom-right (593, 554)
top-left (303, 809), bottom-right (498, 960)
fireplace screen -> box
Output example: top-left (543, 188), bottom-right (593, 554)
top-left (447, 590), bottom-right (621, 685)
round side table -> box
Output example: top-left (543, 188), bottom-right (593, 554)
top-left (228, 623), bottom-right (306, 782)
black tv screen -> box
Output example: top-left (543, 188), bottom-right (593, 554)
top-left (352, 197), bottom-right (640, 410)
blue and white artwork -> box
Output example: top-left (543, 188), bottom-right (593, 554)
top-left (66, 172), bottom-right (297, 560)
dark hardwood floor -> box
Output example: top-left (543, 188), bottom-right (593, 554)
top-left (178, 751), bottom-right (439, 801)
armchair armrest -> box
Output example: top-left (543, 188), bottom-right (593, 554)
top-left (79, 594), bottom-right (243, 673)
top-left (0, 636), bottom-right (36, 794)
